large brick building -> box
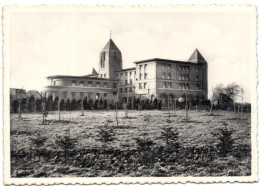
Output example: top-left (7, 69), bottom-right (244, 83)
top-left (44, 38), bottom-right (208, 103)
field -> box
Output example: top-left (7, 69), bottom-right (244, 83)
top-left (10, 109), bottom-right (251, 177)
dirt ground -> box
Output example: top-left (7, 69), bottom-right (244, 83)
top-left (10, 109), bottom-right (251, 177)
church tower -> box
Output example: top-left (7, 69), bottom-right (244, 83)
top-left (99, 37), bottom-right (122, 79)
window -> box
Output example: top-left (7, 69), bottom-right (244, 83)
top-left (130, 72), bottom-right (132, 76)
top-left (125, 80), bottom-right (128, 85)
top-left (96, 93), bottom-right (100, 99)
top-left (104, 82), bottom-right (107, 88)
top-left (139, 65), bottom-right (142, 70)
top-left (144, 83), bottom-right (147, 89)
top-left (162, 64), bottom-right (166, 69)
top-left (168, 82), bottom-right (172, 88)
top-left (53, 81), bottom-right (56, 86)
top-left (196, 75), bottom-right (199, 81)
top-left (139, 74), bottom-right (142, 80)
top-left (144, 73), bottom-right (147, 79)
top-left (104, 74), bottom-right (106, 78)
top-left (120, 88), bottom-right (123, 93)
top-left (72, 81), bottom-right (76, 86)
top-left (186, 84), bottom-right (189, 89)
top-left (167, 64), bottom-right (171, 69)
top-left (120, 73), bottom-right (123, 77)
top-left (179, 75), bottom-right (182, 80)
top-left (125, 72), bottom-right (127, 76)
top-left (178, 66), bottom-right (182, 70)
top-left (129, 87), bottom-right (132, 92)
top-left (185, 75), bottom-right (189, 81)
top-left (101, 74), bottom-right (103, 78)
top-left (101, 52), bottom-right (105, 68)
top-left (104, 93), bottom-right (107, 97)
top-left (125, 88), bottom-right (128, 93)
top-left (80, 81), bottom-right (84, 87)
top-left (130, 79), bottom-right (133, 84)
top-left (96, 82), bottom-right (100, 87)
top-left (88, 92), bottom-right (92, 98)
top-left (113, 91), bottom-right (116, 96)
top-left (163, 82), bottom-right (166, 88)
top-left (113, 83), bottom-right (117, 88)
top-left (182, 75), bottom-right (185, 81)
top-left (134, 71), bottom-right (136, 75)
top-left (88, 81), bottom-right (92, 87)
top-left (80, 92), bottom-right (84, 98)
top-left (139, 83), bottom-right (142, 89)
top-left (72, 92), bottom-right (76, 98)
top-left (144, 64), bottom-right (147, 71)
top-left (162, 72), bottom-right (166, 79)
top-left (196, 84), bottom-right (200, 90)
top-left (167, 73), bottom-right (171, 79)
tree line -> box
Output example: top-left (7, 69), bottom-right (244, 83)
top-left (10, 95), bottom-right (210, 113)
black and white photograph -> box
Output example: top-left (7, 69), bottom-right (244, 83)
top-left (3, 5), bottom-right (257, 184)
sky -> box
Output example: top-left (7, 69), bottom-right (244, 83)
top-left (9, 7), bottom-right (255, 102)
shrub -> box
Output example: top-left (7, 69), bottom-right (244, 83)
top-left (212, 122), bottom-right (235, 157)
top-left (159, 127), bottom-right (180, 153)
top-left (96, 124), bottom-right (116, 152)
top-left (55, 129), bottom-right (77, 162)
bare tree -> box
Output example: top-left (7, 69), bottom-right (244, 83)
top-left (224, 82), bottom-right (241, 101)
top-left (36, 91), bottom-right (48, 125)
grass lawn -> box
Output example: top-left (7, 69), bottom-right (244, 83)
top-left (10, 109), bottom-right (251, 177)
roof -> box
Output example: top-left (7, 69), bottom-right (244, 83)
top-left (115, 67), bottom-right (136, 72)
top-left (188, 49), bottom-right (206, 63)
top-left (102, 39), bottom-right (120, 51)
top-left (133, 58), bottom-right (203, 65)
top-left (46, 75), bottom-right (116, 81)
top-left (92, 67), bottom-right (98, 74)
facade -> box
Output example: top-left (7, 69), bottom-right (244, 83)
top-left (44, 38), bottom-right (208, 103)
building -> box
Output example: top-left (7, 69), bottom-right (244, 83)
top-left (44, 37), bottom-right (208, 103)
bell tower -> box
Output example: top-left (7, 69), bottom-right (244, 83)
top-left (99, 35), bottom-right (122, 79)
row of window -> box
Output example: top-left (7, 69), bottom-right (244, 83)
top-left (120, 79), bottom-right (133, 85)
top-left (118, 71), bottom-right (136, 78)
top-left (162, 64), bottom-right (199, 72)
top-left (139, 73), bottom-right (148, 80)
top-left (139, 64), bottom-right (148, 71)
top-left (100, 74), bottom-right (106, 78)
top-left (71, 92), bottom-right (108, 99)
top-left (71, 80), bottom-right (116, 88)
top-left (161, 83), bottom-right (200, 90)
top-left (119, 87), bottom-right (134, 93)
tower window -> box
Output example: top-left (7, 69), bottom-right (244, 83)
top-left (144, 83), bottom-right (147, 89)
top-left (104, 73), bottom-right (106, 78)
top-left (101, 52), bottom-right (105, 68)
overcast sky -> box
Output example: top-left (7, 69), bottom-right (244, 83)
top-left (9, 6), bottom-right (255, 102)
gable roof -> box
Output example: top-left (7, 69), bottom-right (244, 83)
top-left (188, 49), bottom-right (206, 63)
top-left (102, 39), bottom-right (120, 51)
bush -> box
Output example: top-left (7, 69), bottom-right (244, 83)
top-left (212, 122), bottom-right (235, 157)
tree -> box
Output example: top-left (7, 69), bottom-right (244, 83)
top-left (212, 122), bottom-right (235, 157)
top-left (27, 95), bottom-right (35, 112)
top-left (36, 91), bottom-right (48, 125)
top-left (224, 82), bottom-right (241, 101)
top-left (159, 127), bottom-right (180, 153)
top-left (212, 83), bottom-right (224, 102)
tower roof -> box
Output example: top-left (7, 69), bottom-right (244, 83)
top-left (92, 67), bottom-right (98, 74)
top-left (188, 49), bottom-right (206, 63)
top-left (102, 39), bottom-right (120, 51)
